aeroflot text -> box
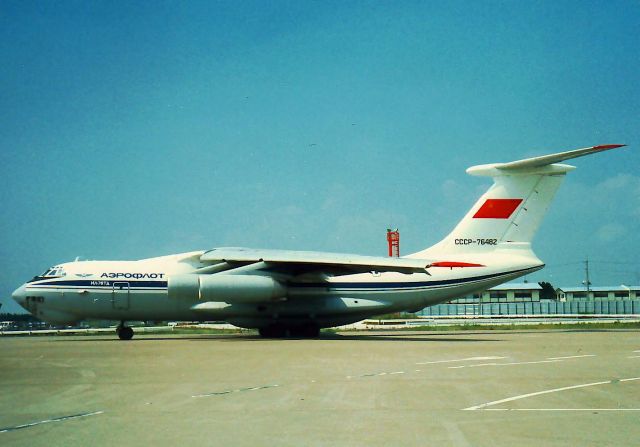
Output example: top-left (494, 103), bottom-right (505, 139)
top-left (100, 273), bottom-right (165, 279)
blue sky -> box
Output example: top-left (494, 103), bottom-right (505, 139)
top-left (1, 1), bottom-right (639, 313)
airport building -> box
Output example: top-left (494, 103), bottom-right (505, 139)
top-left (417, 283), bottom-right (640, 316)
top-left (556, 286), bottom-right (640, 301)
top-left (449, 283), bottom-right (542, 304)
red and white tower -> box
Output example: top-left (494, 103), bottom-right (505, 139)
top-left (386, 228), bottom-right (400, 257)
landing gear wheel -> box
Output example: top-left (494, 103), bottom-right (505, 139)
top-left (290, 325), bottom-right (320, 338)
top-left (258, 325), bottom-right (287, 338)
top-left (117, 325), bottom-right (134, 340)
top-left (303, 325), bottom-right (320, 338)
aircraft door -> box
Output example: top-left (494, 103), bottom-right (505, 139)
top-left (112, 282), bottom-right (130, 310)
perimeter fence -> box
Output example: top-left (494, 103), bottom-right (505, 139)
top-left (418, 300), bottom-right (640, 316)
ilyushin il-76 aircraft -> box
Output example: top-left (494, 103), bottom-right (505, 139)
top-left (12, 144), bottom-right (626, 339)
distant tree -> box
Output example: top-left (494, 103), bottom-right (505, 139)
top-left (538, 282), bottom-right (557, 300)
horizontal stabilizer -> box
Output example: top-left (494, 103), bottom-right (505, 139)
top-left (497, 144), bottom-right (625, 171)
top-left (467, 144), bottom-right (626, 177)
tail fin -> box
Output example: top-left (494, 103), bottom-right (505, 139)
top-left (411, 144), bottom-right (625, 258)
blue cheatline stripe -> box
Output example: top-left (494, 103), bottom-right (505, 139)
top-left (28, 280), bottom-right (168, 288)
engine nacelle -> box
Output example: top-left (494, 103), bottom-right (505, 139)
top-left (168, 274), bottom-right (286, 303)
top-left (168, 274), bottom-right (200, 300)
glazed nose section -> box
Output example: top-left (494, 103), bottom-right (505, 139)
top-left (11, 284), bottom-right (27, 309)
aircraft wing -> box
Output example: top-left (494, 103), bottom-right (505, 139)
top-left (200, 247), bottom-right (430, 275)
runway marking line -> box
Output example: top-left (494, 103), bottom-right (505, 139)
top-left (416, 356), bottom-right (505, 365)
top-left (463, 377), bottom-right (640, 411)
top-left (0, 411), bottom-right (104, 434)
top-left (348, 354), bottom-right (594, 380)
top-left (351, 356), bottom-right (507, 380)
top-left (547, 354), bottom-right (595, 360)
top-left (449, 359), bottom-right (562, 369)
top-left (484, 408), bottom-right (640, 412)
top-left (192, 384), bottom-right (279, 398)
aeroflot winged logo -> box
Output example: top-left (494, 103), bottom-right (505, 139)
top-left (473, 199), bottom-right (523, 219)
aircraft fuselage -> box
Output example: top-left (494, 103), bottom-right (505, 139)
top-left (12, 252), bottom-right (542, 331)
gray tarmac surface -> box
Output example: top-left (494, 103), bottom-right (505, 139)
top-left (1, 329), bottom-right (639, 446)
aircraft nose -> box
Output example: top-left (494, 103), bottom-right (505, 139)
top-left (11, 284), bottom-right (27, 308)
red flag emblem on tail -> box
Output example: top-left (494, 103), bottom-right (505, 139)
top-left (473, 199), bottom-right (523, 219)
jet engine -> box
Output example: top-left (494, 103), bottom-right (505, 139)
top-left (168, 274), bottom-right (286, 303)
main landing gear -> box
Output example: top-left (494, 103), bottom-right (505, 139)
top-left (258, 324), bottom-right (320, 338)
top-left (116, 321), bottom-right (134, 340)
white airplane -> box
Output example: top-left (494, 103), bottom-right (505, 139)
top-left (12, 144), bottom-right (625, 339)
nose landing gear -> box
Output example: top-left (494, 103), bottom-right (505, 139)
top-left (116, 322), bottom-right (134, 340)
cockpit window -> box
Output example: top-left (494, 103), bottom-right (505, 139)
top-left (40, 266), bottom-right (66, 277)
